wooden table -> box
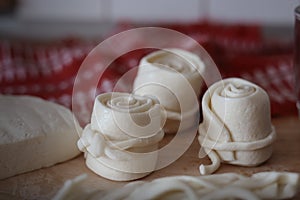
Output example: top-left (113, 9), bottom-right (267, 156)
top-left (0, 116), bottom-right (299, 200)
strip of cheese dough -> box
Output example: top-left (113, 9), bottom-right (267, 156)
top-left (77, 92), bottom-right (164, 181)
top-left (133, 48), bottom-right (205, 133)
top-left (0, 95), bottom-right (81, 180)
top-left (198, 78), bottom-right (276, 175)
top-left (53, 172), bottom-right (299, 200)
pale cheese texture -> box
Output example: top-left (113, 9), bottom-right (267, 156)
top-left (77, 92), bottom-right (164, 181)
top-left (0, 95), bottom-right (81, 180)
top-left (53, 172), bottom-right (299, 200)
top-left (199, 78), bottom-right (276, 175)
top-left (133, 48), bottom-right (205, 133)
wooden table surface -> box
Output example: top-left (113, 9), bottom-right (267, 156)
top-left (0, 116), bottom-right (299, 200)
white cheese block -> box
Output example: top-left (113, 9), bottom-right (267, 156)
top-left (0, 95), bottom-right (81, 180)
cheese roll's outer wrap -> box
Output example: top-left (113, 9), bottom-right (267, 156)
top-left (133, 49), bottom-right (205, 133)
top-left (77, 92), bottom-right (164, 181)
top-left (198, 78), bottom-right (276, 175)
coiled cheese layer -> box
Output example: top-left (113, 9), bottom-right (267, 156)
top-left (198, 78), bottom-right (276, 175)
top-left (77, 92), bottom-right (164, 181)
top-left (133, 48), bottom-right (205, 133)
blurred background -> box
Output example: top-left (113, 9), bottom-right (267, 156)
top-left (0, 0), bottom-right (299, 123)
top-left (0, 0), bottom-right (299, 39)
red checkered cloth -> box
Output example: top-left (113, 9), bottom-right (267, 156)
top-left (220, 53), bottom-right (295, 116)
top-left (0, 23), bottom-right (297, 124)
top-left (0, 39), bottom-right (125, 124)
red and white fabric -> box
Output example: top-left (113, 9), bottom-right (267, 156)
top-left (0, 22), bottom-right (297, 124)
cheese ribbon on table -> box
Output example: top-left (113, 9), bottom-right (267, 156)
top-left (133, 48), bottom-right (205, 133)
top-left (77, 92), bottom-right (164, 181)
top-left (198, 78), bottom-right (276, 175)
top-left (53, 172), bottom-right (299, 200)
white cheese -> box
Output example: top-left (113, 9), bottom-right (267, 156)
top-left (199, 78), bottom-right (276, 175)
top-left (133, 48), bottom-right (205, 133)
top-left (0, 95), bottom-right (81, 180)
top-left (77, 92), bottom-right (164, 181)
top-left (53, 172), bottom-right (299, 200)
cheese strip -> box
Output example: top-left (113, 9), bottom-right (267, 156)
top-left (133, 48), bottom-right (205, 133)
top-left (77, 92), bottom-right (164, 181)
top-left (198, 78), bottom-right (276, 175)
top-left (53, 172), bottom-right (299, 200)
top-left (0, 95), bottom-right (81, 180)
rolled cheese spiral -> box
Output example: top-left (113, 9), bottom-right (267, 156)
top-left (54, 172), bottom-right (299, 200)
top-left (133, 48), bottom-right (205, 133)
top-left (198, 78), bottom-right (276, 175)
top-left (77, 92), bottom-right (164, 181)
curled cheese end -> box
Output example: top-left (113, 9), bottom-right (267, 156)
top-left (199, 150), bottom-right (221, 175)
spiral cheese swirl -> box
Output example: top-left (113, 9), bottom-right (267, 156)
top-left (198, 78), bottom-right (276, 175)
top-left (220, 83), bottom-right (256, 98)
top-left (77, 92), bottom-right (164, 181)
top-left (146, 49), bottom-right (196, 74)
top-left (133, 48), bottom-right (205, 133)
top-left (105, 95), bottom-right (154, 112)
top-left (54, 172), bottom-right (299, 200)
